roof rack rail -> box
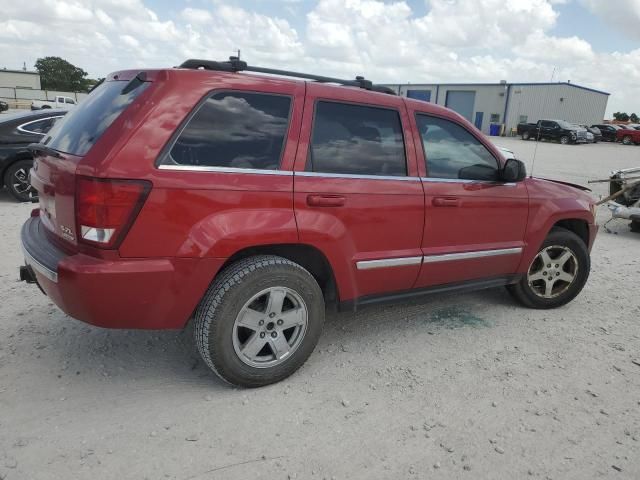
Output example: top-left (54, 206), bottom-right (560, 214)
top-left (179, 57), bottom-right (396, 95)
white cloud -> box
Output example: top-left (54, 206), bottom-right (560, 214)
top-left (581, 0), bottom-right (640, 40)
top-left (0, 0), bottom-right (638, 116)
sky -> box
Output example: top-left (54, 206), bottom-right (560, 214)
top-left (1, 0), bottom-right (639, 117)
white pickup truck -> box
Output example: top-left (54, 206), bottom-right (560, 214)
top-left (31, 96), bottom-right (77, 110)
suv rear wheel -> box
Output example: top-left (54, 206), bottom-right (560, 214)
top-left (559, 135), bottom-right (570, 145)
top-left (508, 228), bottom-right (590, 309)
top-left (194, 255), bottom-right (325, 387)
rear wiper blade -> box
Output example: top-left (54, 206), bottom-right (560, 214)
top-left (28, 143), bottom-right (64, 159)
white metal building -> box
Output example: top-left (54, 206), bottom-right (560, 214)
top-left (0, 69), bottom-right (41, 89)
top-left (385, 81), bottom-right (610, 135)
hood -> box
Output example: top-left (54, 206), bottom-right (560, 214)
top-left (535, 177), bottom-right (591, 192)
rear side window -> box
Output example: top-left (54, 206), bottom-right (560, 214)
top-left (19, 117), bottom-right (61, 135)
top-left (416, 114), bottom-right (499, 180)
top-left (163, 92), bottom-right (291, 170)
top-left (44, 79), bottom-right (148, 156)
top-left (309, 101), bottom-right (407, 176)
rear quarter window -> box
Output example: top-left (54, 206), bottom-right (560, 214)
top-left (44, 79), bottom-right (148, 156)
top-left (161, 91), bottom-right (291, 170)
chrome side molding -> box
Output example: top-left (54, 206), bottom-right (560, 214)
top-left (356, 247), bottom-right (523, 270)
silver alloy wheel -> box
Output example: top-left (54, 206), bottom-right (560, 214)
top-left (232, 286), bottom-right (308, 368)
top-left (12, 167), bottom-right (36, 199)
top-left (623, 135), bottom-right (632, 145)
top-left (527, 245), bottom-right (578, 299)
top-left (560, 136), bottom-right (569, 145)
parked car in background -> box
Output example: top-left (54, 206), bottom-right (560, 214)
top-left (517, 119), bottom-right (588, 144)
top-left (591, 124), bottom-right (621, 142)
top-left (0, 100), bottom-right (8, 112)
top-left (31, 96), bottom-right (76, 110)
top-left (0, 110), bottom-right (67, 201)
top-left (580, 125), bottom-right (602, 143)
top-left (19, 58), bottom-right (598, 387)
top-left (617, 126), bottom-right (640, 145)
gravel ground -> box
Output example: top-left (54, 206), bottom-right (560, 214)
top-left (1, 137), bottom-right (639, 479)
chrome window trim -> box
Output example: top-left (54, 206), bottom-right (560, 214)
top-left (157, 165), bottom-right (293, 176)
top-left (420, 177), bottom-right (517, 187)
top-left (17, 115), bottom-right (64, 135)
top-left (22, 245), bottom-right (58, 283)
top-left (296, 171), bottom-right (420, 181)
top-left (356, 256), bottom-right (423, 270)
top-left (422, 247), bottom-right (523, 264)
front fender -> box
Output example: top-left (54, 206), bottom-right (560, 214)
top-left (518, 178), bottom-right (596, 272)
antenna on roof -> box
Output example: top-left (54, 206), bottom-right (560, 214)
top-left (530, 66), bottom-right (557, 178)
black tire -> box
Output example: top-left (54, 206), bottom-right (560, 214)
top-left (4, 159), bottom-right (37, 202)
top-left (522, 131), bottom-right (530, 140)
top-left (194, 255), bottom-right (325, 387)
top-left (630, 220), bottom-right (640, 233)
top-left (507, 228), bottom-right (590, 309)
top-left (560, 136), bottom-right (570, 145)
top-left (40, 105), bottom-right (51, 109)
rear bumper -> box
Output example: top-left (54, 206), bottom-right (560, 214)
top-left (21, 216), bottom-right (224, 329)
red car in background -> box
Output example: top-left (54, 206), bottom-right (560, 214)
top-left (20, 58), bottom-right (598, 387)
top-left (617, 125), bottom-right (640, 145)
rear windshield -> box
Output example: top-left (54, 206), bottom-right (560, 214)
top-left (44, 79), bottom-right (148, 156)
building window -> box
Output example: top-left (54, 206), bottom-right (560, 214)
top-left (490, 113), bottom-right (500, 123)
top-left (309, 101), bottom-right (407, 177)
top-left (407, 90), bottom-right (431, 102)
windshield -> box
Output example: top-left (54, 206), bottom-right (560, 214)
top-left (43, 79), bottom-right (148, 156)
top-left (556, 120), bottom-right (577, 129)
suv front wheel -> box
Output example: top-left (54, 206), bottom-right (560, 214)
top-left (508, 228), bottom-right (590, 309)
top-left (194, 255), bottom-right (325, 387)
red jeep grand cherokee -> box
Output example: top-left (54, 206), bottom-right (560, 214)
top-left (20, 58), bottom-right (598, 387)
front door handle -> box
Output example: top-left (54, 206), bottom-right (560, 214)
top-left (433, 196), bottom-right (460, 207)
top-left (307, 194), bottom-right (346, 207)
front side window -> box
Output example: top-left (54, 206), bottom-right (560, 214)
top-left (416, 114), bottom-right (499, 181)
top-left (309, 101), bottom-right (407, 176)
top-left (164, 92), bottom-right (291, 170)
top-left (65, 98), bottom-right (76, 105)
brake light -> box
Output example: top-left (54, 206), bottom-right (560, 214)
top-left (76, 176), bottom-right (151, 248)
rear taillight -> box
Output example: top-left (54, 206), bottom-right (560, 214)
top-left (76, 176), bottom-right (151, 249)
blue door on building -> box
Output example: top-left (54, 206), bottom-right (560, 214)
top-left (445, 90), bottom-right (476, 122)
top-left (407, 90), bottom-right (431, 102)
top-left (474, 112), bottom-right (484, 130)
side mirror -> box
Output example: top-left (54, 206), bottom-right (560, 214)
top-left (501, 158), bottom-right (527, 182)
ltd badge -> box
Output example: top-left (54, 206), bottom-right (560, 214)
top-left (59, 225), bottom-right (75, 241)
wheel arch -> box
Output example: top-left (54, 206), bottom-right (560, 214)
top-left (551, 218), bottom-right (589, 247)
top-left (219, 243), bottom-right (340, 307)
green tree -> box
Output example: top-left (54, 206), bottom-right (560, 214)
top-left (630, 113), bottom-right (639, 123)
top-left (613, 112), bottom-right (630, 122)
top-left (35, 56), bottom-right (95, 92)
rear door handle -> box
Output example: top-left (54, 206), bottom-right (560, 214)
top-left (432, 197), bottom-right (460, 207)
top-left (307, 194), bottom-right (346, 207)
